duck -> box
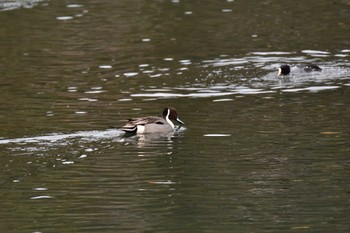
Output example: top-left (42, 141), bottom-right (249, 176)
top-left (278, 64), bottom-right (322, 76)
top-left (121, 107), bottom-right (184, 135)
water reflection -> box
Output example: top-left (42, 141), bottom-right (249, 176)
top-left (1, 0), bottom-right (350, 232)
top-left (123, 129), bottom-right (185, 148)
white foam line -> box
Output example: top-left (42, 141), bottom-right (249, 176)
top-left (203, 134), bottom-right (231, 137)
top-left (301, 50), bottom-right (330, 54)
top-left (131, 89), bottom-right (276, 98)
top-left (0, 129), bottom-right (123, 145)
top-left (30, 195), bottom-right (53, 200)
top-left (282, 86), bottom-right (340, 93)
top-left (131, 92), bottom-right (235, 98)
top-left (250, 51), bottom-right (293, 55)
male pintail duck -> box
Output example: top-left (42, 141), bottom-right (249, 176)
top-left (121, 107), bottom-right (184, 135)
top-left (278, 64), bottom-right (322, 76)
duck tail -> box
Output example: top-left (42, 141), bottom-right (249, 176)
top-left (121, 126), bottom-right (138, 135)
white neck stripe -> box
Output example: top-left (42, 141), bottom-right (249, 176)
top-left (165, 109), bottom-right (174, 129)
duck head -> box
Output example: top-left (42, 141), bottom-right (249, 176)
top-left (278, 65), bottom-right (291, 76)
top-left (162, 107), bottom-right (184, 125)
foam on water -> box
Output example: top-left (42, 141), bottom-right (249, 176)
top-left (250, 51), bottom-right (293, 56)
top-left (203, 134), bottom-right (231, 137)
top-left (99, 65), bottom-right (112, 69)
top-left (282, 86), bottom-right (340, 93)
top-left (0, 129), bottom-right (124, 145)
top-left (124, 72), bottom-right (139, 77)
top-left (66, 4), bottom-right (83, 8)
top-left (0, 0), bottom-right (46, 11)
top-left (56, 16), bottom-right (74, 21)
top-left (301, 50), bottom-right (330, 55)
top-left (30, 196), bottom-right (53, 200)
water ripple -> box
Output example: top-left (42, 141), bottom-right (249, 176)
top-left (124, 51), bottom-right (350, 100)
top-left (0, 129), bottom-right (123, 145)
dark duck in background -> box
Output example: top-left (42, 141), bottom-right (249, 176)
top-left (278, 64), bottom-right (322, 76)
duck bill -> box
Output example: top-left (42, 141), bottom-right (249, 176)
top-left (176, 117), bottom-right (184, 125)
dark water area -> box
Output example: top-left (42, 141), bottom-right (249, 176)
top-left (1, 0), bottom-right (350, 232)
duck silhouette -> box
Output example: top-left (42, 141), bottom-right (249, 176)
top-left (278, 64), bottom-right (322, 76)
top-left (121, 107), bottom-right (184, 135)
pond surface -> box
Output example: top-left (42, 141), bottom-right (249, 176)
top-left (1, 0), bottom-right (350, 232)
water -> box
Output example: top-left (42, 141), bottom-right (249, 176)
top-left (1, 0), bottom-right (350, 232)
